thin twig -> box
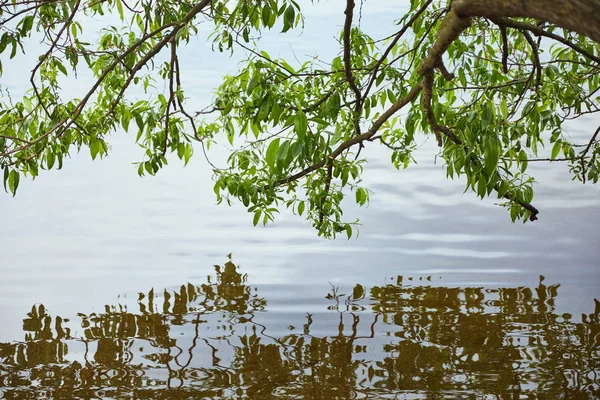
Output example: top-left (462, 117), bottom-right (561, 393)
top-left (362, 0), bottom-right (434, 100)
top-left (580, 125), bottom-right (600, 183)
top-left (342, 0), bottom-right (363, 136)
top-left (498, 22), bottom-right (509, 73)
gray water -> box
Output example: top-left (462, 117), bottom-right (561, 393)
top-left (1, 1), bottom-right (599, 398)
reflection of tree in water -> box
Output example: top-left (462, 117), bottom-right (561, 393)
top-left (0, 257), bottom-right (598, 399)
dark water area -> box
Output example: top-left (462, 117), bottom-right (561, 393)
top-left (1, 256), bottom-right (598, 399)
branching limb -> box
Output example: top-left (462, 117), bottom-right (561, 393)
top-left (497, 22), bottom-right (509, 73)
top-left (163, 38), bottom-right (177, 156)
top-left (414, 10), bottom-right (539, 220)
top-left (580, 125), bottom-right (600, 183)
top-left (268, 84), bottom-right (422, 189)
top-left (104, 0), bottom-right (212, 119)
top-left (319, 155), bottom-right (334, 225)
top-left (436, 61), bottom-right (454, 81)
top-left (520, 30), bottom-right (542, 91)
top-left (368, 135), bottom-right (405, 152)
top-left (30, 0), bottom-right (81, 119)
top-left (421, 72), bottom-right (461, 146)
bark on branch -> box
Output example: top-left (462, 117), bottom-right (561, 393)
top-left (492, 17), bottom-right (600, 65)
top-left (453, 0), bottom-right (600, 43)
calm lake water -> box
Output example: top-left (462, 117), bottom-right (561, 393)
top-left (1, 1), bottom-right (599, 398)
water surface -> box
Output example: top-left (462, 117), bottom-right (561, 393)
top-left (1, 1), bottom-right (599, 398)
top-left (1, 256), bottom-right (599, 398)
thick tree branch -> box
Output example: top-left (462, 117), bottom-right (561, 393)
top-left (417, 10), bottom-right (470, 146)
top-left (421, 73), bottom-right (443, 146)
top-left (493, 18), bottom-right (600, 65)
top-left (417, 10), bottom-right (472, 75)
top-left (453, 0), bottom-right (600, 43)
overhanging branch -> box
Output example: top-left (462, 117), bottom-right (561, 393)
top-left (491, 18), bottom-right (600, 65)
top-left (453, 0), bottom-right (600, 43)
top-left (268, 84), bottom-right (422, 189)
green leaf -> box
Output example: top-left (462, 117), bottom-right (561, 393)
top-left (282, 5), bottom-right (295, 32)
top-left (481, 104), bottom-right (493, 129)
top-left (518, 150), bottom-right (528, 173)
top-left (8, 170), bottom-right (19, 196)
top-left (226, 120), bottom-right (235, 145)
top-left (265, 138), bottom-right (280, 168)
top-left (375, 72), bottom-right (385, 87)
top-left (90, 139), bottom-right (100, 160)
top-left (294, 112), bottom-right (308, 139)
top-left (247, 75), bottom-right (259, 95)
top-left (115, 0), bottom-right (124, 20)
top-left (55, 59), bottom-right (68, 76)
top-left (46, 150), bottom-right (56, 170)
top-left (484, 137), bottom-right (500, 177)
top-left (292, 141), bottom-right (303, 159)
top-left (355, 188), bottom-right (367, 206)
top-left (257, 95), bottom-right (271, 122)
top-left (3, 167), bottom-right (8, 192)
top-left (551, 141), bottom-right (561, 159)
top-left (262, 5), bottom-right (272, 27)
top-left (298, 201), bottom-right (305, 216)
top-left (476, 176), bottom-right (486, 198)
top-left (458, 68), bottom-right (466, 87)
top-left (21, 15), bottom-right (34, 35)
top-left (276, 140), bottom-right (290, 167)
top-left (500, 98), bottom-right (508, 120)
top-left (184, 144), bottom-right (192, 166)
top-left (253, 210), bottom-right (261, 226)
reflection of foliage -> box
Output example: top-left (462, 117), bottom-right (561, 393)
top-left (1, 260), bottom-right (598, 399)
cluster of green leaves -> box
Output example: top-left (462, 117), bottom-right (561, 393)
top-left (1, 0), bottom-right (599, 237)
top-left (209, 44), bottom-right (374, 237)
top-left (0, 0), bottom-right (302, 193)
top-left (431, 18), bottom-right (600, 219)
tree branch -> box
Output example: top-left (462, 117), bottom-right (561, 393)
top-left (520, 30), bottom-right (542, 91)
top-left (495, 18), bottom-right (600, 65)
top-left (453, 0), bottom-right (600, 43)
top-left (497, 22), bottom-right (509, 73)
top-left (362, 0), bottom-right (434, 100)
top-left (268, 84), bottom-right (422, 188)
top-left (414, 10), bottom-right (539, 221)
top-left (580, 125), bottom-right (600, 183)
